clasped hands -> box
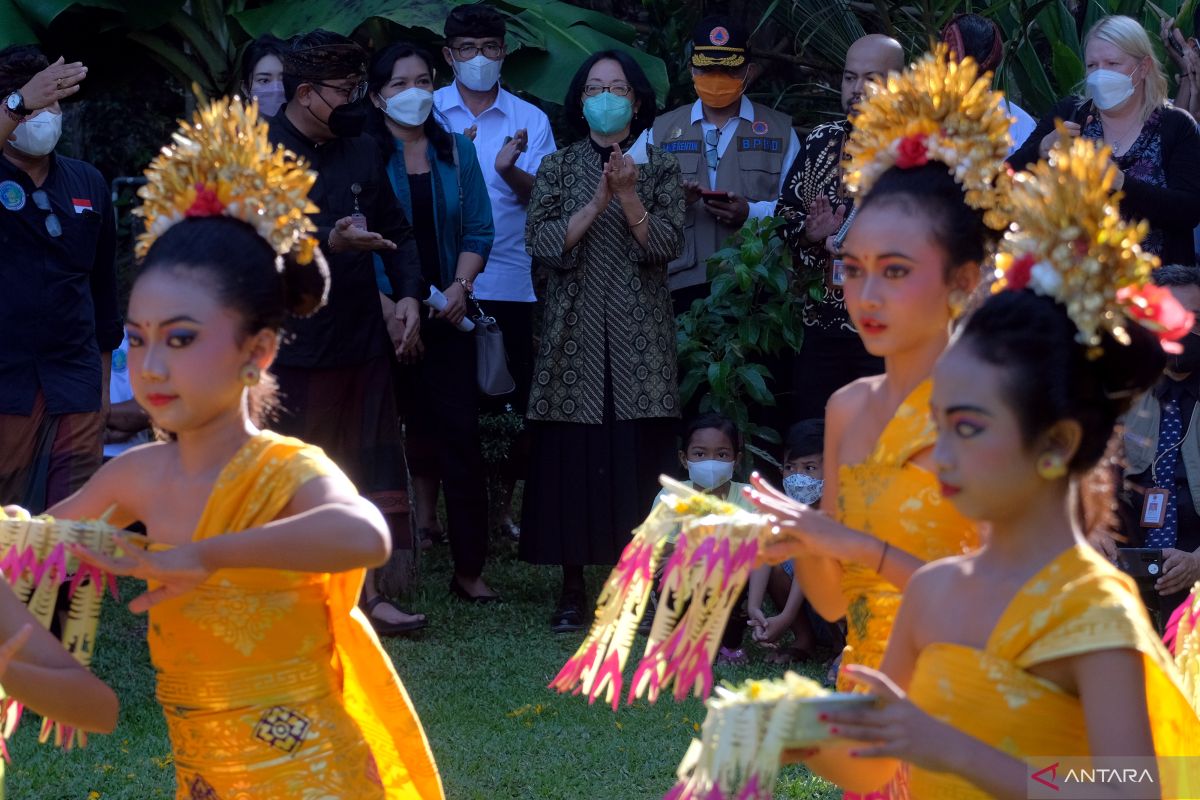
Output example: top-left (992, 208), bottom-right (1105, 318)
top-left (588, 144), bottom-right (640, 211)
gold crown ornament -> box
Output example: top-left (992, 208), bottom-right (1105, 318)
top-left (135, 91), bottom-right (320, 266)
top-left (843, 45), bottom-right (1013, 231)
top-left (993, 130), bottom-right (1193, 354)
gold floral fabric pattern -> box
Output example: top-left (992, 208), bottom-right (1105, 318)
top-left (836, 380), bottom-right (981, 691)
top-left (525, 139), bottom-right (685, 424)
top-left (908, 546), bottom-right (1200, 799)
top-left (148, 432), bottom-right (443, 800)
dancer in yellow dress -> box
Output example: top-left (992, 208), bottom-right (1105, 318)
top-left (809, 135), bottom-right (1200, 799)
top-left (747, 49), bottom-right (1012, 799)
top-left (58, 96), bottom-right (443, 800)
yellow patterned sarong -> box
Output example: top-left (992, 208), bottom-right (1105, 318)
top-left (836, 379), bottom-right (981, 690)
top-left (835, 380), bottom-right (980, 800)
top-left (147, 432), bottom-right (443, 800)
top-left (908, 545), bottom-right (1200, 799)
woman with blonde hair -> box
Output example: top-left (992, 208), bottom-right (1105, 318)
top-left (1011, 14), bottom-right (1200, 266)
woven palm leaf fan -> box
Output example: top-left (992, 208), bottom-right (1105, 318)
top-left (0, 507), bottom-right (122, 749)
top-left (551, 477), bottom-right (766, 709)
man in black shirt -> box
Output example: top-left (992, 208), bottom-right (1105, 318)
top-left (268, 31), bottom-right (426, 634)
top-left (0, 46), bottom-right (119, 512)
top-left (1117, 263), bottom-right (1200, 627)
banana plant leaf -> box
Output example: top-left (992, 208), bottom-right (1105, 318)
top-left (233, 0), bottom-right (456, 40)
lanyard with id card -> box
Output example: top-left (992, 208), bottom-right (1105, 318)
top-left (1141, 487), bottom-right (1169, 528)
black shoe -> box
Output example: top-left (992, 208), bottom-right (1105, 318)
top-left (550, 600), bottom-right (586, 633)
top-left (496, 519), bottom-right (521, 542)
top-left (449, 577), bottom-right (502, 604)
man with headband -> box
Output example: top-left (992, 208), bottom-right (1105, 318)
top-left (631, 15), bottom-right (799, 315)
top-left (268, 29), bottom-right (428, 635)
top-left (940, 13), bottom-right (1036, 155)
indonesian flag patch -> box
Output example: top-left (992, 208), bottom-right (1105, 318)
top-left (71, 197), bottom-right (93, 214)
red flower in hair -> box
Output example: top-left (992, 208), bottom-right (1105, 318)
top-left (1005, 253), bottom-right (1036, 291)
top-left (1118, 283), bottom-right (1196, 353)
top-left (186, 183), bottom-right (225, 218)
top-left (895, 134), bottom-right (929, 169)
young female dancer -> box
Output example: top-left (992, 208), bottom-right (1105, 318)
top-left (807, 134), bottom-right (1200, 799)
top-left (58, 97), bottom-right (444, 800)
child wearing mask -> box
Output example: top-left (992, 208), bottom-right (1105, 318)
top-left (748, 420), bottom-right (825, 665)
top-left (646, 413), bottom-right (755, 663)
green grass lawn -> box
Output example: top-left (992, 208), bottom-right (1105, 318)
top-left (7, 539), bottom-right (840, 800)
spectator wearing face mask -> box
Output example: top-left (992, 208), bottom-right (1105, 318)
top-left (0, 46), bottom-right (119, 512)
top-left (240, 34), bottom-right (288, 118)
top-left (747, 419), bottom-right (829, 666)
top-left (1115, 264), bottom-right (1200, 625)
top-left (268, 30), bottom-right (427, 636)
top-left (434, 3), bottom-right (556, 543)
top-left (367, 41), bottom-right (499, 604)
top-left (1010, 15), bottom-right (1200, 266)
top-left (630, 15), bottom-right (800, 315)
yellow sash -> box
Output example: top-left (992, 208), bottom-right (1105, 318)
top-left (908, 545), bottom-right (1200, 799)
top-left (836, 380), bottom-right (981, 690)
top-left (148, 432), bottom-right (443, 800)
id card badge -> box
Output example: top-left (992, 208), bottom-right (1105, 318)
top-left (830, 258), bottom-right (846, 286)
top-left (1141, 488), bottom-right (1169, 528)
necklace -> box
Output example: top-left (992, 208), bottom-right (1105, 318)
top-left (1103, 116), bottom-right (1142, 156)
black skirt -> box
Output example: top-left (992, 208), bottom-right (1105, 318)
top-left (519, 409), bottom-right (678, 566)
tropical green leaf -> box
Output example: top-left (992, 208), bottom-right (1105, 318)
top-left (500, 6), bottom-right (668, 105)
top-left (1050, 40), bottom-right (1084, 94)
top-left (738, 365), bottom-right (774, 406)
top-left (128, 29), bottom-right (217, 94)
top-left (0, 1), bottom-right (39, 46)
top-left (234, 0), bottom-right (456, 39)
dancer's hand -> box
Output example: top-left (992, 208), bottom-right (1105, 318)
top-left (824, 665), bottom-right (957, 773)
top-left (70, 535), bottom-right (212, 613)
top-left (0, 625), bottom-right (33, 680)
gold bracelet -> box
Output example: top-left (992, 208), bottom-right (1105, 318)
top-left (630, 210), bottom-right (649, 228)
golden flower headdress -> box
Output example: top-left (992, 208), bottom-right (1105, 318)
top-left (844, 45), bottom-right (1013, 231)
top-left (992, 130), bottom-right (1192, 353)
top-left (135, 92), bottom-right (319, 266)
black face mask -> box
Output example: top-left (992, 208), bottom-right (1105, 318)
top-left (1169, 332), bottom-right (1200, 375)
top-left (306, 89), bottom-right (368, 138)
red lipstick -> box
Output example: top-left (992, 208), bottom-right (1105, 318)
top-left (939, 482), bottom-right (961, 498)
top-left (144, 393), bottom-right (177, 407)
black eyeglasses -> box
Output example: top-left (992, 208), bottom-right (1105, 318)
top-left (582, 83), bottom-right (633, 98)
top-left (32, 190), bottom-right (61, 238)
top-left (451, 43), bottom-right (504, 60)
top-left (312, 80), bottom-right (369, 103)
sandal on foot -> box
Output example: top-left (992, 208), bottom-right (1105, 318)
top-left (417, 527), bottom-right (444, 550)
top-left (716, 646), bottom-right (749, 666)
top-left (764, 643), bottom-right (815, 665)
top-left (363, 596), bottom-right (428, 636)
top-left (550, 601), bottom-right (587, 634)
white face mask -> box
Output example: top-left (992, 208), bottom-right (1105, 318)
top-left (1086, 67), bottom-right (1138, 111)
top-left (383, 87), bottom-right (434, 128)
top-left (454, 54), bottom-right (502, 92)
top-left (11, 110), bottom-right (62, 156)
top-left (688, 459), bottom-right (735, 491)
top-left (783, 473), bottom-right (824, 506)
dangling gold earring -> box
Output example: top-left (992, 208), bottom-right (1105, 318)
top-left (1037, 452), bottom-right (1067, 480)
top-left (240, 363), bottom-right (262, 387)
top-left (948, 289), bottom-right (968, 319)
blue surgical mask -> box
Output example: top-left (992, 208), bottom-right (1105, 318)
top-left (583, 92), bottom-right (633, 135)
top-left (783, 473), bottom-right (824, 505)
top-left (688, 459), bottom-right (735, 491)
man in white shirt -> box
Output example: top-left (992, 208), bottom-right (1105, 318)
top-left (631, 15), bottom-right (800, 314)
top-left (434, 3), bottom-right (556, 539)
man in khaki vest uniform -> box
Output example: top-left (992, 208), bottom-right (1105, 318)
top-left (631, 15), bottom-right (799, 315)
top-left (1117, 264), bottom-right (1200, 623)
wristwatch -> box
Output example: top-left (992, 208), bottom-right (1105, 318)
top-left (4, 92), bottom-right (28, 121)
top-left (455, 277), bottom-right (474, 294)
